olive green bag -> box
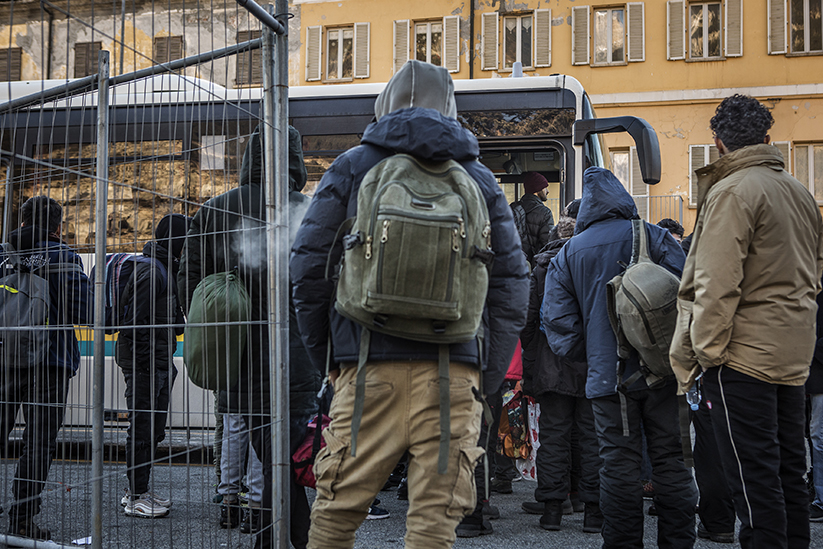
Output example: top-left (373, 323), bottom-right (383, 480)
top-left (334, 153), bottom-right (494, 473)
top-left (184, 269), bottom-right (251, 392)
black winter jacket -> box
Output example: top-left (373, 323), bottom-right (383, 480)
top-left (115, 241), bottom-right (184, 371)
top-left (290, 107), bottom-right (530, 395)
top-left (179, 125), bottom-right (320, 419)
top-left (511, 193), bottom-right (554, 266)
top-left (2, 226), bottom-right (93, 375)
top-left (806, 275), bottom-right (823, 395)
top-left (521, 238), bottom-right (588, 398)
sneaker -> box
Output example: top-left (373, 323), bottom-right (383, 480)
top-left (366, 499), bottom-right (390, 520)
top-left (241, 508), bottom-right (261, 534)
top-left (220, 502), bottom-right (242, 528)
top-left (121, 490), bottom-right (172, 508)
top-left (490, 477), bottom-right (512, 494)
top-left (455, 516), bottom-right (493, 538)
top-left (482, 500), bottom-right (500, 520)
top-left (697, 522), bottom-right (735, 543)
top-left (124, 493), bottom-right (170, 518)
top-left (810, 503), bottom-right (823, 522)
top-left (8, 519), bottom-right (51, 540)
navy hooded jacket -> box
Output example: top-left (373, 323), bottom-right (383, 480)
top-left (290, 69), bottom-right (529, 394)
top-left (541, 167), bottom-right (686, 399)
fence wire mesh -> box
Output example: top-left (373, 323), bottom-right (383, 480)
top-left (0, 1), bottom-right (292, 547)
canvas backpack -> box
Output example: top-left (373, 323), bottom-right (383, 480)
top-left (96, 253), bottom-right (168, 334)
top-left (0, 243), bottom-right (84, 367)
top-left (333, 153), bottom-right (494, 474)
top-left (510, 201), bottom-right (528, 246)
top-left (184, 269), bottom-right (251, 392)
top-left (606, 219), bottom-right (692, 466)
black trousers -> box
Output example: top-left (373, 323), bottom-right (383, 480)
top-left (0, 363), bottom-right (69, 522)
top-left (534, 392), bottom-right (600, 504)
top-left (247, 411), bottom-right (313, 549)
top-left (119, 362), bottom-right (176, 495)
top-left (691, 379), bottom-right (735, 534)
top-left (702, 366), bottom-right (810, 549)
top-left (591, 380), bottom-right (697, 549)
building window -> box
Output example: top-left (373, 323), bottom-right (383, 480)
top-left (611, 149), bottom-right (631, 191)
top-left (200, 135), bottom-right (225, 171)
top-left (327, 27), bottom-right (354, 80)
top-left (236, 31), bottom-right (263, 86)
top-left (503, 14), bottom-right (533, 69)
top-left (415, 21), bottom-right (443, 66)
top-left (594, 8), bottom-right (626, 64)
top-left (795, 143), bottom-right (823, 202)
top-left (153, 36), bottom-right (184, 65)
top-left (790, 0), bottom-right (823, 53)
top-left (689, 2), bottom-right (722, 59)
top-left (689, 144), bottom-right (720, 207)
top-left (75, 42), bottom-right (102, 78)
top-left (0, 48), bottom-right (22, 81)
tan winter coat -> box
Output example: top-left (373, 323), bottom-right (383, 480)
top-left (670, 144), bottom-right (823, 392)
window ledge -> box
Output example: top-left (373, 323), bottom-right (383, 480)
top-left (591, 61), bottom-right (629, 67)
top-left (785, 51), bottom-right (823, 58)
top-left (499, 66), bottom-right (536, 73)
top-left (323, 77), bottom-right (354, 84)
top-left (685, 56), bottom-right (727, 63)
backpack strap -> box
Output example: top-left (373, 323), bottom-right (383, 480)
top-left (349, 328), bottom-right (371, 458)
top-left (437, 344), bottom-right (451, 475)
top-left (678, 394), bottom-right (694, 468)
top-left (630, 218), bottom-right (652, 265)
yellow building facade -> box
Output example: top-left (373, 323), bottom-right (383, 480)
top-left (293, 0), bottom-right (823, 231)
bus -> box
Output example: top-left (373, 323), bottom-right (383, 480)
top-left (0, 73), bottom-right (660, 430)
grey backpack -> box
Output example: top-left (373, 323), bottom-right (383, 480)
top-left (334, 153), bottom-right (494, 473)
top-left (606, 219), bottom-right (680, 391)
top-left (0, 243), bottom-right (84, 367)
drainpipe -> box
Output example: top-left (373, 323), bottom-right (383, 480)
top-left (42, 2), bottom-right (54, 79)
top-left (469, 1), bottom-right (475, 79)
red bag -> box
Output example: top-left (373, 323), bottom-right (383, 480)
top-left (292, 414), bottom-right (331, 489)
top-left (505, 340), bottom-right (523, 381)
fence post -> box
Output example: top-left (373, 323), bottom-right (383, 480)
top-left (92, 49), bottom-right (110, 549)
top-left (263, 1), bottom-right (290, 546)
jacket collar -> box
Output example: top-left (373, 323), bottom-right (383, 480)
top-left (694, 143), bottom-right (785, 215)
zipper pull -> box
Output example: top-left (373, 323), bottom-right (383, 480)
top-left (365, 235), bottom-right (373, 259)
top-left (459, 217), bottom-right (466, 239)
top-left (380, 219), bottom-right (390, 243)
top-left (452, 228), bottom-right (460, 252)
top-left (482, 221), bottom-right (492, 249)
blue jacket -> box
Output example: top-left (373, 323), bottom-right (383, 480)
top-left (3, 226), bottom-right (93, 375)
top-left (290, 107), bottom-right (529, 394)
top-left (541, 167), bottom-right (685, 399)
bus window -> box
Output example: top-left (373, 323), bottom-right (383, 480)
top-left (582, 94), bottom-right (607, 169)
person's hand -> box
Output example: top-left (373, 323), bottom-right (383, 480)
top-left (329, 369), bottom-right (339, 386)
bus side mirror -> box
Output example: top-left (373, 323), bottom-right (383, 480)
top-left (573, 116), bottom-right (661, 185)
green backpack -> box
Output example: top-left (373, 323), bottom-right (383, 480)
top-left (335, 153), bottom-right (494, 473)
top-left (184, 269), bottom-right (251, 392)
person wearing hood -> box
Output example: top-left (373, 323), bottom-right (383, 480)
top-left (671, 95), bottom-right (823, 549)
top-left (117, 213), bottom-right (191, 518)
top-left (0, 196), bottom-right (93, 540)
top-left (179, 123), bottom-right (319, 549)
top-left (542, 167), bottom-right (696, 548)
top-left (290, 60), bottom-right (528, 549)
top-left (520, 214), bottom-right (603, 534)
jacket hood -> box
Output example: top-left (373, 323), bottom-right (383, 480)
top-left (239, 124), bottom-right (307, 193)
top-left (534, 238), bottom-right (568, 268)
top-left (575, 167), bottom-right (638, 234)
top-left (7, 225), bottom-right (58, 252)
top-left (375, 60), bottom-right (457, 121)
top-left (361, 107), bottom-right (479, 162)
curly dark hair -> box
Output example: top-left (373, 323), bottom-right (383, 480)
top-left (21, 196), bottom-right (62, 234)
top-left (657, 218), bottom-right (684, 238)
top-left (710, 94), bottom-right (774, 152)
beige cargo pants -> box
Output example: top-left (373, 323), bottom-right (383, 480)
top-left (307, 360), bottom-right (483, 549)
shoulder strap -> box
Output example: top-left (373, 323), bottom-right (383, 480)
top-left (630, 218), bottom-right (652, 265)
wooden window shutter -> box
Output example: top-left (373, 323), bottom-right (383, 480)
top-left (767, 0), bottom-right (786, 55)
top-left (774, 141), bottom-right (791, 172)
top-left (571, 6), bottom-right (590, 66)
top-left (481, 12), bottom-right (498, 70)
top-left (667, 1), bottom-right (685, 60)
top-left (630, 147), bottom-right (646, 197)
top-left (393, 20), bottom-right (409, 74)
top-left (689, 145), bottom-right (706, 207)
top-left (236, 31), bottom-right (263, 86)
top-left (443, 15), bottom-right (460, 73)
top-left (353, 22), bottom-right (370, 78)
top-left (725, 0), bottom-right (743, 57)
top-left (169, 36), bottom-right (184, 62)
top-left (0, 48), bottom-right (21, 81)
top-left (154, 37), bottom-right (168, 64)
top-left (627, 3), bottom-right (645, 62)
top-left (708, 144), bottom-right (720, 164)
top-left (306, 26), bottom-right (322, 81)
top-left (74, 42), bottom-right (101, 78)
top-left (534, 9), bottom-right (552, 67)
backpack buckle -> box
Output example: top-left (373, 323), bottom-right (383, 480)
top-left (343, 231), bottom-right (364, 250)
top-left (471, 246), bottom-right (495, 267)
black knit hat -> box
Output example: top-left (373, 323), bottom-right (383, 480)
top-left (155, 213), bottom-right (192, 258)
